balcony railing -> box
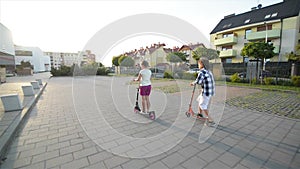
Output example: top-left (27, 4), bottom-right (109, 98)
top-left (246, 29), bottom-right (281, 41)
top-left (214, 36), bottom-right (238, 46)
top-left (219, 49), bottom-right (237, 58)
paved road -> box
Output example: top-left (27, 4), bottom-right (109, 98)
top-left (0, 76), bottom-right (299, 169)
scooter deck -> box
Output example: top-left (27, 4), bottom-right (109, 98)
top-left (134, 110), bottom-right (156, 120)
top-left (186, 111), bottom-right (207, 121)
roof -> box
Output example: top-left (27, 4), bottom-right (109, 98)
top-left (210, 0), bottom-right (300, 34)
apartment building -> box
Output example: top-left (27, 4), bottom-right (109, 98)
top-left (210, 0), bottom-right (300, 63)
top-left (44, 51), bottom-right (83, 69)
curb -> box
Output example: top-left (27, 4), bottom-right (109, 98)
top-left (0, 82), bottom-right (48, 162)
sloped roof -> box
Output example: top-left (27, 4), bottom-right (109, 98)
top-left (210, 0), bottom-right (300, 34)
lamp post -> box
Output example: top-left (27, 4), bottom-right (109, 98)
top-left (264, 21), bottom-right (268, 71)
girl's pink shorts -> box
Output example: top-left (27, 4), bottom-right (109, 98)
top-left (140, 85), bottom-right (151, 96)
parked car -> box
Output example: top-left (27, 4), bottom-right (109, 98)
top-left (187, 68), bottom-right (200, 74)
top-left (238, 70), bottom-right (272, 79)
top-left (150, 68), bottom-right (164, 78)
top-left (259, 70), bottom-right (272, 79)
top-left (238, 72), bottom-right (247, 78)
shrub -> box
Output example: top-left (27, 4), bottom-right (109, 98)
top-left (51, 65), bottom-right (72, 76)
top-left (264, 77), bottom-right (274, 85)
top-left (230, 73), bottom-right (241, 83)
top-left (164, 70), bottom-right (174, 79)
top-left (292, 76), bottom-right (300, 87)
top-left (182, 72), bottom-right (197, 80)
top-left (96, 67), bottom-right (109, 75)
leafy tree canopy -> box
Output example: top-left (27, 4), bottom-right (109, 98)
top-left (192, 47), bottom-right (219, 61)
top-left (166, 52), bottom-right (187, 63)
top-left (241, 42), bottom-right (275, 60)
top-left (285, 44), bottom-right (300, 62)
top-left (118, 55), bottom-right (135, 67)
top-left (112, 55), bottom-right (121, 67)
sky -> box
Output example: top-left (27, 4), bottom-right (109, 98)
top-left (0, 0), bottom-right (283, 66)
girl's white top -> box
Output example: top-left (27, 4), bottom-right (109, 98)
top-left (139, 69), bottom-right (152, 86)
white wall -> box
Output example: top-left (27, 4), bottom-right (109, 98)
top-left (0, 23), bottom-right (15, 65)
top-left (15, 46), bottom-right (48, 72)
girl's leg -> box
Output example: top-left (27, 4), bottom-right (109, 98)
top-left (145, 96), bottom-right (150, 112)
top-left (141, 96), bottom-right (146, 113)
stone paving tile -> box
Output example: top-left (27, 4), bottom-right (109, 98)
top-left (1, 76), bottom-right (300, 169)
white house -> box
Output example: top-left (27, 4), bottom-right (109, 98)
top-left (15, 45), bottom-right (50, 73)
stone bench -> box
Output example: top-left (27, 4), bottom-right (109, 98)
top-left (30, 81), bottom-right (40, 89)
top-left (35, 79), bottom-right (43, 85)
top-left (22, 85), bottom-right (35, 96)
top-left (0, 94), bottom-right (22, 112)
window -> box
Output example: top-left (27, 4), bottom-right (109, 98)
top-left (257, 24), bottom-right (272, 31)
top-left (244, 19), bottom-right (250, 24)
top-left (223, 32), bottom-right (233, 38)
top-left (245, 29), bottom-right (252, 39)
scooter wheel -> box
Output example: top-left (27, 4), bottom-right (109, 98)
top-left (186, 111), bottom-right (191, 117)
top-left (149, 111), bottom-right (155, 120)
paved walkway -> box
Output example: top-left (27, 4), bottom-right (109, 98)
top-left (0, 76), bottom-right (299, 169)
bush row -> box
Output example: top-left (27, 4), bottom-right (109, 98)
top-left (228, 73), bottom-right (300, 87)
top-left (51, 65), bottom-right (110, 77)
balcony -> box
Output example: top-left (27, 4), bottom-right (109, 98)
top-left (246, 29), bottom-right (281, 41)
top-left (219, 49), bottom-right (237, 58)
top-left (214, 36), bottom-right (238, 46)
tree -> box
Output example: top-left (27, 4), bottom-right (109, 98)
top-left (241, 42), bottom-right (275, 67)
top-left (285, 44), bottom-right (300, 62)
top-left (192, 47), bottom-right (219, 61)
top-left (166, 52), bottom-right (187, 63)
top-left (112, 55), bottom-right (121, 74)
top-left (112, 55), bottom-right (121, 67)
top-left (118, 55), bottom-right (134, 67)
top-left (241, 42), bottom-right (275, 83)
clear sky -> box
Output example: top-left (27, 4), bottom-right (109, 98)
top-left (0, 0), bottom-right (283, 66)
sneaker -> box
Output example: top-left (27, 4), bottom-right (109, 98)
top-left (207, 121), bottom-right (217, 127)
top-left (140, 111), bottom-right (148, 115)
top-left (197, 113), bottom-right (204, 118)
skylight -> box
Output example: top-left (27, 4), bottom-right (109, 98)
top-left (265, 14), bottom-right (271, 19)
top-left (244, 19), bottom-right (250, 24)
top-left (271, 12), bottom-right (278, 17)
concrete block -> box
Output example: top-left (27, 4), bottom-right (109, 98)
top-left (0, 94), bottom-right (22, 112)
top-left (36, 79), bottom-right (43, 85)
top-left (22, 85), bottom-right (35, 96)
top-left (31, 81), bottom-right (40, 89)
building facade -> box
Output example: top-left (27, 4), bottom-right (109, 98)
top-left (210, 0), bottom-right (300, 63)
top-left (0, 23), bottom-right (15, 74)
top-left (15, 45), bottom-right (50, 73)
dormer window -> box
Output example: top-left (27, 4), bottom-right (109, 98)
top-left (244, 19), bottom-right (250, 24)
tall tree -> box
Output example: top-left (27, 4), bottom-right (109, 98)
top-left (166, 52), bottom-right (187, 63)
top-left (241, 42), bottom-right (275, 82)
top-left (192, 47), bottom-right (219, 61)
top-left (112, 55), bottom-right (121, 74)
top-left (285, 44), bottom-right (300, 62)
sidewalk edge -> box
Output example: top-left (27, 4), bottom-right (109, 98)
top-left (0, 82), bottom-right (48, 162)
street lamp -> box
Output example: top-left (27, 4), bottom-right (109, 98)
top-left (264, 21), bottom-right (268, 71)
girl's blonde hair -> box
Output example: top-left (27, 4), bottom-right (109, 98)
top-left (141, 60), bottom-right (149, 67)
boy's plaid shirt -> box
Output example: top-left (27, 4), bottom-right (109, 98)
top-left (194, 68), bottom-right (215, 96)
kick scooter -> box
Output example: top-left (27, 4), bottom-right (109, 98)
top-left (134, 86), bottom-right (155, 120)
top-left (185, 84), bottom-right (206, 120)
